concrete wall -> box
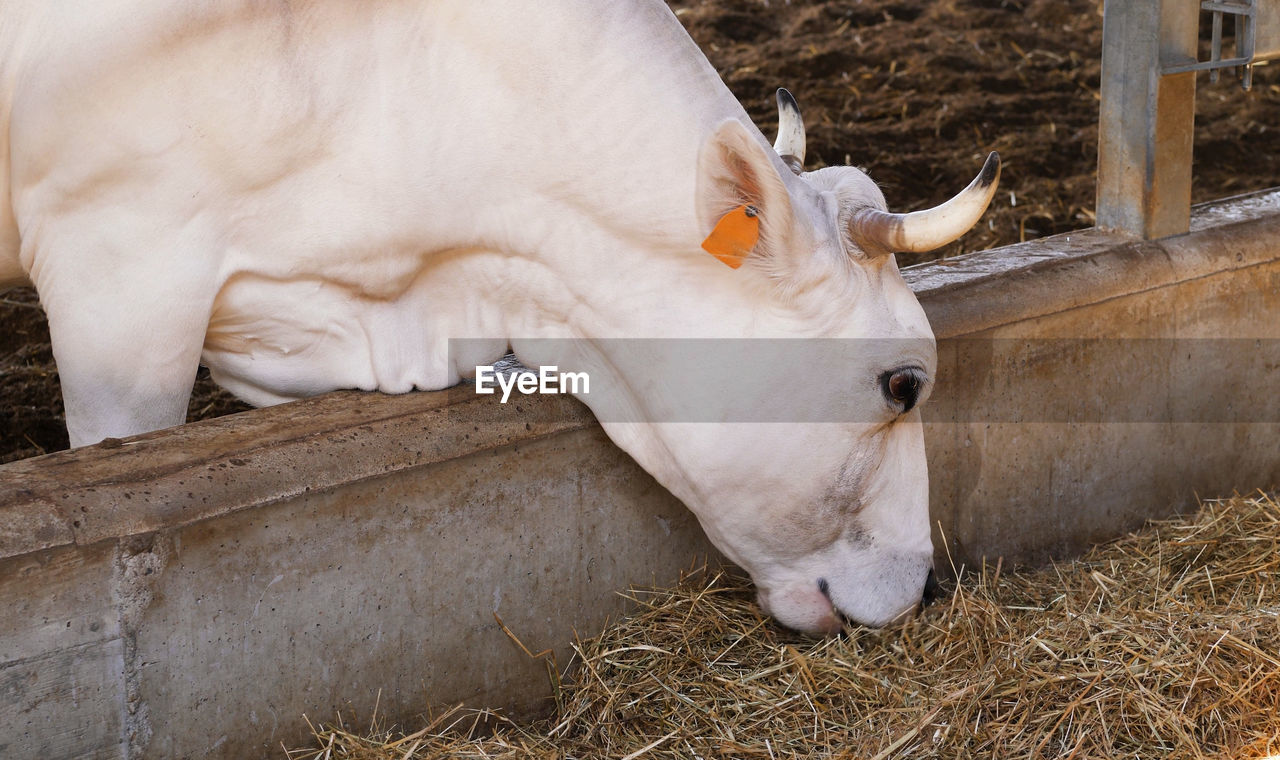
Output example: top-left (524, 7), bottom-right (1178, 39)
top-left (914, 189), bottom-right (1280, 566)
top-left (1, 188), bottom-right (1278, 758)
top-left (1, 391), bottom-right (714, 758)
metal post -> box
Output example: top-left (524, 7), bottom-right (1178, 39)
top-left (1096, 0), bottom-right (1199, 239)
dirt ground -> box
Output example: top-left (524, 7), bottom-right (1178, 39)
top-left (2, 0), bottom-right (1278, 463)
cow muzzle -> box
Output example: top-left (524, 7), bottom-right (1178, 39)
top-left (757, 562), bottom-right (935, 635)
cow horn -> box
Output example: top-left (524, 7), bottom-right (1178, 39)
top-left (773, 88), bottom-right (806, 175)
top-left (849, 152), bottom-right (1001, 255)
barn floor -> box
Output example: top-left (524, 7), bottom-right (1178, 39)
top-left (2, 0), bottom-right (1278, 463)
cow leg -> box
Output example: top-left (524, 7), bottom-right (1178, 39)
top-left (35, 248), bottom-right (215, 448)
top-left (45, 296), bottom-right (209, 448)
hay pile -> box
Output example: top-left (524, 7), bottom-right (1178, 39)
top-left (291, 492), bottom-right (1280, 759)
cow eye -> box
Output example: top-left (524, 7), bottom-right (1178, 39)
top-left (880, 367), bottom-right (925, 413)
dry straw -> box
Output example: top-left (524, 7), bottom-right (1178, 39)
top-left (290, 491), bottom-right (1280, 759)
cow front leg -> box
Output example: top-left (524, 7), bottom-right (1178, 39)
top-left (40, 277), bottom-right (212, 449)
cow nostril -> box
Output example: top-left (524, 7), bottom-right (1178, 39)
top-left (921, 568), bottom-right (940, 606)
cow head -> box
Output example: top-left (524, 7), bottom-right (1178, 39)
top-left (577, 90), bottom-right (998, 635)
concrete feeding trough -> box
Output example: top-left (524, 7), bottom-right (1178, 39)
top-left (2, 189), bottom-right (1279, 759)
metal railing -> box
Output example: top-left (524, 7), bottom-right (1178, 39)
top-left (1096, 0), bottom-right (1280, 239)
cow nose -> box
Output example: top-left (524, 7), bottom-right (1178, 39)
top-left (921, 568), bottom-right (940, 606)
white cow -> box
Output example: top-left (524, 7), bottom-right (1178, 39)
top-left (0, 0), bottom-right (997, 633)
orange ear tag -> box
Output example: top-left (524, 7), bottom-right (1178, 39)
top-left (701, 204), bottom-right (760, 269)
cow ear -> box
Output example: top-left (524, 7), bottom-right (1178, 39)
top-left (696, 119), bottom-right (798, 272)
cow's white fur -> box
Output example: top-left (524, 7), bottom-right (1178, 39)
top-left (0, 0), bottom-right (972, 632)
